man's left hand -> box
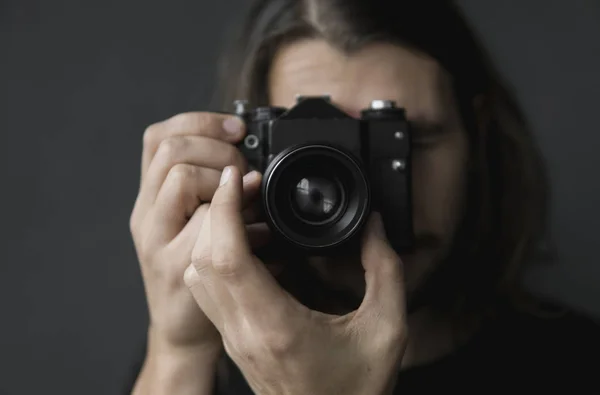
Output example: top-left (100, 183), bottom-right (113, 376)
top-left (184, 166), bottom-right (408, 395)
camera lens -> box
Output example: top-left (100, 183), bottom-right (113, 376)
top-left (290, 176), bottom-right (346, 226)
top-left (262, 144), bottom-right (370, 251)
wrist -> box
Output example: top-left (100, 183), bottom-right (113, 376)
top-left (132, 327), bottom-right (222, 395)
top-left (148, 325), bottom-right (223, 361)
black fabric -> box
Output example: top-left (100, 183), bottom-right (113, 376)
top-left (124, 306), bottom-right (600, 393)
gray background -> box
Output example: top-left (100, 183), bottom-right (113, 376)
top-left (1, 0), bottom-right (598, 394)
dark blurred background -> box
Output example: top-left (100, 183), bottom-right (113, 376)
top-left (1, 0), bottom-right (599, 394)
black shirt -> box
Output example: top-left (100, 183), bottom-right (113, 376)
top-left (124, 307), bottom-right (600, 393)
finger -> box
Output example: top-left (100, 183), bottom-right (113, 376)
top-left (208, 166), bottom-right (290, 320)
top-left (355, 213), bottom-right (406, 322)
top-left (170, 202), bottom-right (209, 251)
top-left (172, 171), bottom-right (263, 248)
top-left (145, 164), bottom-right (220, 245)
top-left (168, 204), bottom-right (209, 276)
top-left (174, 213), bottom-right (271, 255)
top-left (209, 166), bottom-right (254, 259)
top-left (146, 136), bottom-right (248, 202)
top-left (188, 202), bottom-right (237, 333)
top-left (142, 112), bottom-right (245, 181)
top-left (135, 136), bottom-right (247, 219)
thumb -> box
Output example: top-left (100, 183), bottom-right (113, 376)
top-left (356, 213), bottom-right (406, 322)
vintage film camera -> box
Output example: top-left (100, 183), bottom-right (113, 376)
top-left (234, 96), bottom-right (414, 254)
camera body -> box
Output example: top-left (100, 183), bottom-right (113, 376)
top-left (235, 96), bottom-right (414, 254)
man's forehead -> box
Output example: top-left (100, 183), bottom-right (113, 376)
top-left (268, 38), bottom-right (450, 121)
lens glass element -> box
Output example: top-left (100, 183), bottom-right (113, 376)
top-left (290, 176), bottom-right (346, 225)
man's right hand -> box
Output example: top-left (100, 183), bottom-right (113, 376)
top-left (129, 112), bottom-right (265, 394)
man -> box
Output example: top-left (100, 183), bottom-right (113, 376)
top-left (128, 0), bottom-right (599, 393)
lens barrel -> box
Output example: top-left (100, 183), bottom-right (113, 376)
top-left (262, 144), bottom-right (370, 251)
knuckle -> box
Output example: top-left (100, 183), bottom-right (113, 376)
top-left (182, 264), bottom-right (200, 288)
top-left (233, 330), bottom-right (296, 361)
top-left (210, 248), bottom-right (241, 276)
top-left (169, 163), bottom-right (197, 181)
top-left (258, 329), bottom-right (298, 357)
top-left (129, 199), bottom-right (145, 236)
top-left (129, 211), bottom-right (138, 235)
top-left (129, 216), bottom-right (152, 258)
top-left (168, 112), bottom-right (195, 129)
top-left (166, 164), bottom-right (199, 201)
top-left (190, 249), bottom-right (213, 274)
top-left (143, 123), bottom-right (161, 149)
top-left (135, 232), bottom-right (160, 268)
top-left (157, 137), bottom-right (187, 162)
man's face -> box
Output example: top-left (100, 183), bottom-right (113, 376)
top-left (265, 39), bottom-right (470, 314)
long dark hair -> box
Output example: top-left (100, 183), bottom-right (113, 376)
top-left (213, 0), bottom-right (551, 319)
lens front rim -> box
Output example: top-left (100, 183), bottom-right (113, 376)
top-left (262, 144), bottom-right (371, 251)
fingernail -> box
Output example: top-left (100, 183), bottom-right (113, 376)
top-left (243, 170), bottom-right (260, 184)
top-left (223, 117), bottom-right (244, 135)
top-left (220, 166), bottom-right (231, 186)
